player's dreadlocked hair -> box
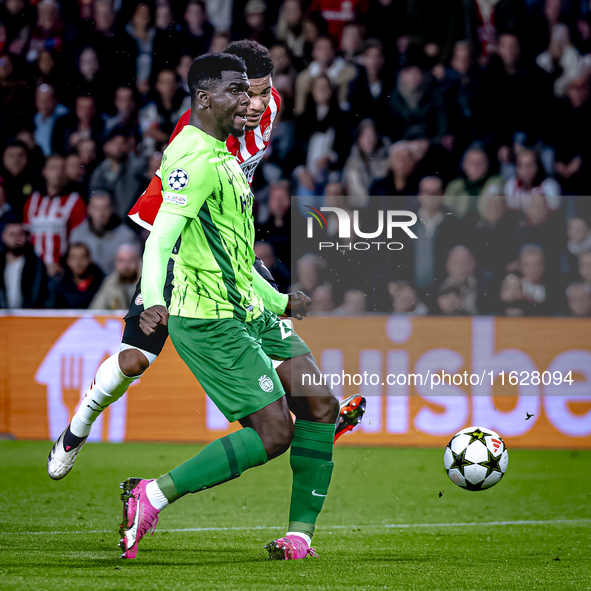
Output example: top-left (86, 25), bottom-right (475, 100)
top-left (188, 53), bottom-right (247, 97)
top-left (226, 40), bottom-right (274, 79)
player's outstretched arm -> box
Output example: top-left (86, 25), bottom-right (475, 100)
top-left (251, 269), bottom-right (289, 314)
top-left (140, 210), bottom-right (187, 335)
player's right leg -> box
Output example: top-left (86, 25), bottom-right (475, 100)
top-left (118, 314), bottom-right (294, 559)
top-left (47, 279), bottom-right (170, 480)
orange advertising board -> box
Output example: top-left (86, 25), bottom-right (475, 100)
top-left (0, 313), bottom-right (590, 449)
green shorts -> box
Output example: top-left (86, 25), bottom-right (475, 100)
top-left (168, 308), bottom-right (310, 422)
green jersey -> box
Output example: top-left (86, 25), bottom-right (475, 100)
top-left (158, 125), bottom-right (263, 321)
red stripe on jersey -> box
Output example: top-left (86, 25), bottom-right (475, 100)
top-left (128, 88), bottom-right (281, 230)
top-left (24, 192), bottom-right (86, 265)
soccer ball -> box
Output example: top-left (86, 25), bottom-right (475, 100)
top-left (444, 426), bottom-right (508, 491)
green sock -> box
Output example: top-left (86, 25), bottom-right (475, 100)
top-left (288, 419), bottom-right (335, 539)
top-left (157, 427), bottom-right (267, 503)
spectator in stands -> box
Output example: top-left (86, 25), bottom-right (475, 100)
top-left (294, 75), bottom-right (350, 188)
top-left (51, 242), bottom-right (104, 309)
top-left (88, 127), bottom-right (146, 221)
top-left (0, 52), bottom-right (30, 143)
top-left (256, 180), bottom-right (291, 266)
top-left (87, 0), bottom-right (136, 86)
top-left (343, 119), bottom-right (390, 207)
top-left (349, 39), bottom-right (389, 125)
top-left (578, 250), bottom-right (591, 286)
top-left (33, 83), bottom-right (68, 156)
top-left (499, 271), bottom-right (526, 316)
top-left (270, 43), bottom-right (297, 119)
top-left (517, 195), bottom-right (566, 272)
top-left (124, 2), bottom-right (156, 97)
top-left (409, 195), bottom-right (460, 295)
top-left (444, 144), bottom-right (503, 215)
top-left (438, 245), bottom-right (494, 314)
top-left (518, 243), bottom-right (563, 314)
top-left (553, 73), bottom-right (591, 196)
top-left (90, 243), bottom-right (141, 310)
top-left (388, 280), bottom-right (429, 315)
top-left (481, 33), bottom-right (543, 151)
top-left (418, 176), bottom-right (444, 196)
top-left (309, 0), bottom-right (369, 44)
top-left (27, 0), bottom-right (70, 64)
top-left (562, 217), bottom-right (591, 279)
top-left (437, 285), bottom-right (466, 315)
top-left (0, 140), bottom-right (42, 221)
top-left (63, 153), bottom-right (86, 198)
top-left (339, 23), bottom-right (364, 64)
top-left (0, 221), bottom-right (48, 309)
top-left (333, 288), bottom-right (367, 315)
top-left (0, 0), bottom-right (36, 58)
top-left (370, 142), bottom-right (419, 196)
top-left (291, 253), bottom-right (325, 295)
top-left (310, 284), bottom-right (335, 313)
top-left (70, 191), bottom-right (137, 276)
top-left (294, 36), bottom-right (357, 114)
top-left (77, 138), bottom-right (98, 174)
top-left (254, 241), bottom-right (291, 293)
top-left (468, 195), bottom-right (520, 280)
top-left (105, 86), bottom-right (139, 135)
top-left (152, 3), bottom-right (183, 77)
top-left (443, 40), bottom-right (483, 141)
top-left (209, 30), bottom-right (230, 53)
top-left (0, 176), bottom-right (17, 234)
top-left (566, 282), bottom-right (591, 317)
top-left (505, 149), bottom-right (561, 199)
top-left (386, 55), bottom-right (447, 141)
top-left (242, 0), bottom-right (276, 48)
top-left (536, 23), bottom-right (582, 98)
top-left (23, 155), bottom-right (86, 276)
top-left (76, 47), bottom-right (111, 111)
top-left (180, 0), bottom-right (213, 58)
top-left (274, 0), bottom-right (307, 67)
top-left (140, 68), bottom-right (187, 154)
top-left (52, 94), bottom-right (104, 156)
top-left (15, 127), bottom-right (45, 172)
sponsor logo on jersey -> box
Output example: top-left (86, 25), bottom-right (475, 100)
top-left (258, 375), bottom-right (274, 393)
top-left (263, 126), bottom-right (271, 141)
top-left (163, 192), bottom-right (187, 206)
top-left (168, 168), bottom-right (189, 190)
top-left (135, 293), bottom-right (143, 306)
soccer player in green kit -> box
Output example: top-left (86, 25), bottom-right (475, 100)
top-left (119, 53), bottom-right (338, 561)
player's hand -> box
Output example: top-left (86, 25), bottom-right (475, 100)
top-left (284, 291), bottom-right (312, 320)
top-left (140, 305), bottom-right (169, 336)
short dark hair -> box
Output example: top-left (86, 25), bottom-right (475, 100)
top-left (188, 53), bottom-right (247, 98)
top-left (226, 39), bottom-right (274, 79)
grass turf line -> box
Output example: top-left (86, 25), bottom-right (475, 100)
top-left (1, 442), bottom-right (590, 590)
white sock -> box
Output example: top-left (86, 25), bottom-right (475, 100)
top-left (286, 531), bottom-right (312, 546)
top-left (146, 480), bottom-right (169, 510)
top-left (70, 353), bottom-right (141, 438)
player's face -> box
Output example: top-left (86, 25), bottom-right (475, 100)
top-left (245, 75), bottom-right (272, 130)
top-left (210, 70), bottom-right (250, 138)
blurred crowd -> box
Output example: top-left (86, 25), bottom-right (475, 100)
top-left (1, 0), bottom-right (591, 316)
top-left (292, 195), bottom-right (591, 318)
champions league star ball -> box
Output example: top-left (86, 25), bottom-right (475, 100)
top-left (444, 427), bottom-right (509, 491)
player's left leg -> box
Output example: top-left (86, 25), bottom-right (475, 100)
top-left (256, 311), bottom-right (338, 559)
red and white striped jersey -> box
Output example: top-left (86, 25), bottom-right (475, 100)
top-left (128, 87), bottom-right (281, 231)
top-left (23, 192), bottom-right (86, 266)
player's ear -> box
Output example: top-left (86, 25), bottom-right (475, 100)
top-left (195, 89), bottom-right (211, 108)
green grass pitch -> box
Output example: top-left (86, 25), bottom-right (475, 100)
top-left (1, 441), bottom-right (590, 591)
